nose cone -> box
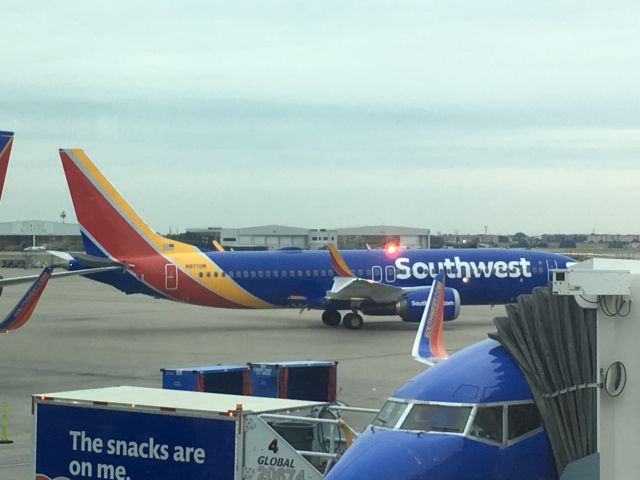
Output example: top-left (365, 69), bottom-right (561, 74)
top-left (325, 428), bottom-right (467, 480)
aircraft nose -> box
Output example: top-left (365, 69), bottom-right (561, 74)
top-left (325, 427), bottom-right (465, 480)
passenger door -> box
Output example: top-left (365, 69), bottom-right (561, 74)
top-left (165, 264), bottom-right (178, 290)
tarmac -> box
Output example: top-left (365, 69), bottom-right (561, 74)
top-left (0, 269), bottom-right (503, 480)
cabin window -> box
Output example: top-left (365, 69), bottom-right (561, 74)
top-left (221, 272), bottom-right (226, 278)
top-left (372, 400), bottom-right (407, 428)
top-left (214, 272), bottom-right (219, 278)
top-left (305, 269), bottom-right (311, 277)
top-left (385, 266), bottom-right (396, 283)
top-left (327, 270), bottom-right (334, 277)
top-left (320, 270), bottom-right (326, 277)
top-left (365, 269), bottom-right (372, 278)
top-left (228, 271), bottom-right (234, 278)
top-left (312, 269), bottom-right (319, 277)
top-left (297, 270), bottom-right (303, 277)
top-left (235, 271), bottom-right (242, 278)
top-left (290, 270), bottom-right (296, 277)
top-left (243, 271), bottom-right (249, 278)
top-left (470, 406), bottom-right (503, 443)
top-left (198, 272), bottom-right (203, 278)
top-left (356, 269), bottom-right (364, 277)
top-left (206, 272), bottom-right (211, 278)
top-left (258, 271), bottom-right (264, 278)
top-left (250, 271), bottom-right (256, 278)
top-left (372, 266), bottom-right (383, 282)
top-left (265, 271), bottom-right (271, 278)
top-left (273, 270), bottom-right (278, 278)
top-left (400, 404), bottom-right (471, 433)
top-left (508, 403), bottom-right (541, 440)
top-left (281, 270), bottom-right (287, 278)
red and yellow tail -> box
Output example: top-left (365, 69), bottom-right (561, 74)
top-left (0, 131), bottom-right (14, 201)
top-left (58, 148), bottom-right (273, 309)
top-left (59, 148), bottom-right (196, 260)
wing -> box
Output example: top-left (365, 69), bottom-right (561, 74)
top-left (0, 265), bottom-right (53, 332)
top-left (326, 243), bottom-right (405, 304)
top-left (326, 276), bottom-right (404, 304)
top-left (412, 273), bottom-right (449, 365)
top-left (212, 240), bottom-right (225, 252)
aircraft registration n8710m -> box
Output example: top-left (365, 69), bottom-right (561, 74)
top-left (2, 147), bottom-right (574, 330)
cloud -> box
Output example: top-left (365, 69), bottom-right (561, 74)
top-left (1, 1), bottom-right (639, 233)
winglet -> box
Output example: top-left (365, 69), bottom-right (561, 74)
top-left (0, 265), bottom-right (53, 333)
top-left (412, 273), bottom-right (449, 365)
top-left (328, 243), bottom-right (354, 277)
top-left (0, 131), bottom-right (14, 201)
top-left (212, 240), bottom-right (225, 252)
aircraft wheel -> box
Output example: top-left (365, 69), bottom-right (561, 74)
top-left (343, 312), bottom-right (364, 330)
top-left (322, 309), bottom-right (342, 326)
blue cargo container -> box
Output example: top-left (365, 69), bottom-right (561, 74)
top-left (249, 360), bottom-right (337, 402)
top-left (162, 364), bottom-right (251, 395)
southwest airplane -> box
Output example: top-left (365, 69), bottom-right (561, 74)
top-left (325, 274), bottom-right (557, 479)
top-left (29, 147), bottom-right (570, 330)
top-left (0, 146), bottom-right (574, 331)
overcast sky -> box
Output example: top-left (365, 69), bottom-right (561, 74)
top-left (1, 1), bottom-right (639, 235)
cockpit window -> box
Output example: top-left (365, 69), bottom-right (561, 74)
top-left (400, 404), bottom-right (471, 433)
top-left (508, 403), bottom-right (541, 440)
top-left (470, 406), bottom-right (503, 443)
top-left (372, 400), bottom-right (407, 428)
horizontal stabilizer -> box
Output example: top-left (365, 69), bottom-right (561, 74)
top-left (0, 265), bottom-right (53, 333)
top-left (0, 266), bottom-right (123, 288)
top-left (412, 273), bottom-right (449, 365)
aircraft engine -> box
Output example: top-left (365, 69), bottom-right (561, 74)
top-left (397, 287), bottom-right (460, 322)
top-left (361, 287), bottom-right (461, 322)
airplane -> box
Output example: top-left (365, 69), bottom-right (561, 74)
top-left (52, 148), bottom-right (574, 330)
top-left (324, 275), bottom-right (557, 479)
top-left (0, 131), bottom-right (15, 200)
top-left (0, 147), bottom-right (575, 331)
top-left (0, 132), bottom-right (123, 333)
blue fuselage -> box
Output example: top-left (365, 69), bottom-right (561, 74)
top-left (207, 248), bottom-right (572, 307)
top-left (84, 247), bottom-right (573, 310)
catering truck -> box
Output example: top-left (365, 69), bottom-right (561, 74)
top-left (33, 386), bottom-right (357, 480)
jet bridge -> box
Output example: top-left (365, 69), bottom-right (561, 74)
top-left (494, 258), bottom-right (639, 480)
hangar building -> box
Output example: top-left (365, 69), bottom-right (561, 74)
top-left (0, 220), bottom-right (82, 251)
top-left (336, 225), bottom-right (431, 249)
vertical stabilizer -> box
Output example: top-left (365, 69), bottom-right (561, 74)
top-left (412, 273), bottom-right (449, 365)
top-left (0, 131), bottom-right (14, 201)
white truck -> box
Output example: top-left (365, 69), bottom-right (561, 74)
top-left (33, 386), bottom-right (366, 480)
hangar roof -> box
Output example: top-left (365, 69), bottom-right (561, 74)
top-left (337, 225), bottom-right (430, 236)
top-left (0, 220), bottom-right (80, 236)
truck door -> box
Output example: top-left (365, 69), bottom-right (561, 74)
top-left (165, 264), bottom-right (178, 290)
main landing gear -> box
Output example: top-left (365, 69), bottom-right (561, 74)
top-left (322, 309), bottom-right (341, 326)
top-left (343, 312), bottom-right (364, 330)
top-left (321, 310), bottom-right (364, 330)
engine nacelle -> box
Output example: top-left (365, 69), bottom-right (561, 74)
top-left (397, 287), bottom-right (461, 322)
